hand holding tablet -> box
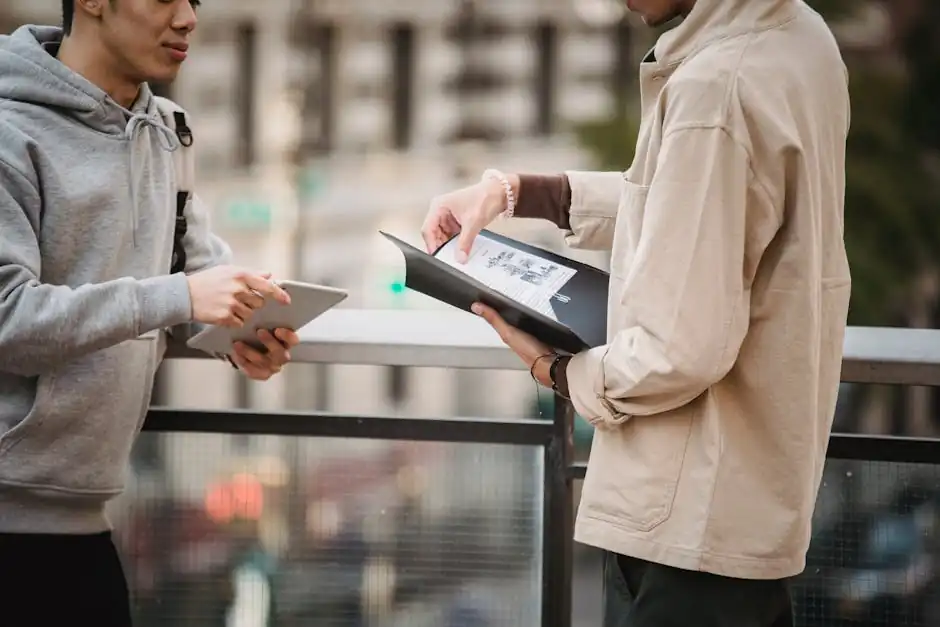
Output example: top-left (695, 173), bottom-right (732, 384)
top-left (186, 279), bottom-right (348, 356)
top-left (186, 265), bottom-right (292, 328)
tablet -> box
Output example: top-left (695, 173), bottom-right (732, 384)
top-left (186, 280), bottom-right (348, 356)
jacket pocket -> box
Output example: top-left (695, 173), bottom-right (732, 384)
top-left (582, 404), bottom-right (695, 532)
top-left (0, 338), bottom-right (156, 494)
top-left (610, 179), bottom-right (650, 280)
top-left (0, 374), bottom-right (58, 453)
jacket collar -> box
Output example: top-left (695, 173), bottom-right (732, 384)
top-left (653, 0), bottom-right (799, 66)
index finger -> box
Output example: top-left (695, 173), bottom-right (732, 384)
top-left (243, 274), bottom-right (291, 305)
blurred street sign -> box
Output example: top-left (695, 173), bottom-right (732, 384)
top-left (223, 199), bottom-right (272, 229)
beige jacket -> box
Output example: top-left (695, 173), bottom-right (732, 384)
top-left (563, 0), bottom-right (851, 579)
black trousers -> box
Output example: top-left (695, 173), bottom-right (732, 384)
top-left (0, 531), bottom-right (133, 627)
top-left (604, 552), bottom-right (794, 627)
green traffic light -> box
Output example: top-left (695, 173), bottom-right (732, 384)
top-left (390, 280), bottom-right (405, 294)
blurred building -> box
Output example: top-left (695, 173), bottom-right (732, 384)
top-left (4, 0), bottom-right (895, 429)
top-left (5, 0), bottom-right (639, 406)
top-left (2, 0), bottom-right (642, 496)
top-left (6, 0), bottom-right (640, 163)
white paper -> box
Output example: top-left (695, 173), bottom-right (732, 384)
top-left (437, 234), bottom-right (577, 320)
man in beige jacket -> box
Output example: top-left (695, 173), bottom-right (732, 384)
top-left (422, 0), bottom-right (851, 625)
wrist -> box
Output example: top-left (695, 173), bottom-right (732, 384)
top-left (530, 353), bottom-right (555, 388)
top-left (533, 353), bottom-right (572, 398)
top-left (183, 274), bottom-right (196, 321)
top-left (505, 173), bottom-right (521, 202)
top-left (481, 169), bottom-right (519, 219)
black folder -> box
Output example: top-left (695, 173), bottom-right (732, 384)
top-left (381, 230), bottom-right (609, 354)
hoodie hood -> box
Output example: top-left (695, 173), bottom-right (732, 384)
top-left (0, 25), bottom-right (181, 245)
top-left (0, 24), bottom-right (162, 136)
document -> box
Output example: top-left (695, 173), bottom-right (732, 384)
top-left (435, 235), bottom-right (577, 321)
top-left (381, 229), bottom-right (610, 354)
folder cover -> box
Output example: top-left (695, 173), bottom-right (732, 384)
top-left (381, 230), bottom-right (609, 354)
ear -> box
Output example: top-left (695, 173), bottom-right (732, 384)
top-left (74, 0), bottom-right (106, 20)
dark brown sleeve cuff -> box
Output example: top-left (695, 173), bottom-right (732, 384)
top-left (514, 174), bottom-right (572, 230)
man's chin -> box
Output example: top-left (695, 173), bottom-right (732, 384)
top-left (147, 68), bottom-right (181, 85)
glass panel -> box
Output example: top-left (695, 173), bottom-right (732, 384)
top-left (114, 434), bottom-right (544, 627)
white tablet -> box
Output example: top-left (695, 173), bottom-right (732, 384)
top-left (186, 280), bottom-right (348, 356)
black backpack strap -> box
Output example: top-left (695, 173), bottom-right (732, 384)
top-left (172, 111), bottom-right (193, 147)
top-left (155, 98), bottom-right (195, 274)
top-left (170, 191), bottom-right (189, 274)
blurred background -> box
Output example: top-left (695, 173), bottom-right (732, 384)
top-left (3, 0), bottom-right (940, 626)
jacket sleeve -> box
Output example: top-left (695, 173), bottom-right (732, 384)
top-left (564, 125), bottom-right (761, 427)
top-left (0, 158), bottom-right (192, 377)
top-left (511, 172), bottom-right (622, 250)
top-left (561, 171), bottom-right (625, 251)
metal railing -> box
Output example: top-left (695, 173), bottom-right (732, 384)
top-left (150, 308), bottom-right (940, 627)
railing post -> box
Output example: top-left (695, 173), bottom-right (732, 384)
top-left (542, 394), bottom-right (574, 627)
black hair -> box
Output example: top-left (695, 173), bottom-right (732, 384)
top-left (62, 0), bottom-right (75, 35)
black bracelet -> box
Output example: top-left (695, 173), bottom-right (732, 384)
top-left (549, 354), bottom-right (570, 399)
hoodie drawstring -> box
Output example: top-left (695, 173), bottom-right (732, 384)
top-left (124, 114), bottom-right (179, 247)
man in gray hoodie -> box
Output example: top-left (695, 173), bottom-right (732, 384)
top-left (0, 1), bottom-right (300, 624)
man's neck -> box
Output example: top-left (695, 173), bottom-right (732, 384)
top-left (57, 35), bottom-right (140, 109)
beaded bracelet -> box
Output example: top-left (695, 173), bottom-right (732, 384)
top-left (481, 168), bottom-right (516, 219)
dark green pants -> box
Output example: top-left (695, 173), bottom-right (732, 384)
top-left (603, 552), bottom-right (794, 627)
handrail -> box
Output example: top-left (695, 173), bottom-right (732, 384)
top-left (168, 308), bottom-right (940, 386)
top-left (154, 308), bottom-right (940, 627)
top-left (567, 432), bottom-right (940, 480)
top-left (144, 407), bottom-right (554, 445)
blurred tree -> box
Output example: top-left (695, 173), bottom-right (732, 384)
top-left (572, 110), bottom-right (639, 173)
top-left (808, 0), bottom-right (858, 21)
top-left (854, 0), bottom-right (940, 326)
top-left (572, 0), bottom-right (940, 326)
top-left (840, 66), bottom-right (937, 325)
top-left (897, 1), bottom-right (940, 157)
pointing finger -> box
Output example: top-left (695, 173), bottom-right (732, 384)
top-left (236, 290), bottom-right (265, 310)
top-left (244, 274), bottom-right (291, 305)
top-left (455, 223), bottom-right (481, 264)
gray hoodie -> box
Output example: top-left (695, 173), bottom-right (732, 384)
top-left (0, 25), bottom-right (231, 533)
